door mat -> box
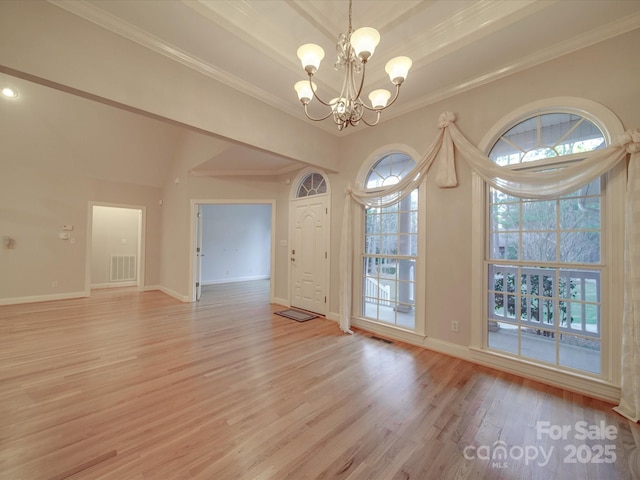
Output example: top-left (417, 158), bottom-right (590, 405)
top-left (275, 309), bottom-right (318, 322)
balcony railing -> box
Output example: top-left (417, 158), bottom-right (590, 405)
top-left (488, 264), bottom-right (601, 338)
top-left (365, 276), bottom-right (392, 306)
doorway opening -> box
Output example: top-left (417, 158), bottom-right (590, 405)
top-left (87, 203), bottom-right (145, 292)
top-left (190, 200), bottom-right (275, 303)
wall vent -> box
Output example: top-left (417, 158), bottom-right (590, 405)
top-left (110, 255), bottom-right (136, 282)
top-left (370, 335), bottom-right (393, 344)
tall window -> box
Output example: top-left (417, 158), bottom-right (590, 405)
top-left (362, 152), bottom-right (418, 330)
top-left (486, 113), bottom-right (606, 374)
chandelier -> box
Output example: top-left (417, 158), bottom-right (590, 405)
top-left (293, 0), bottom-right (412, 130)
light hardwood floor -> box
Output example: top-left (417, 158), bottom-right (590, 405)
top-left (1, 280), bottom-right (638, 479)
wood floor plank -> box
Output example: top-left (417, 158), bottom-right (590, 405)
top-left (0, 281), bottom-right (638, 479)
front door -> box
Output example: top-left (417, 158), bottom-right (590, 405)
top-left (290, 195), bottom-right (327, 314)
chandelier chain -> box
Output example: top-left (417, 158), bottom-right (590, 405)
top-left (348, 0), bottom-right (352, 36)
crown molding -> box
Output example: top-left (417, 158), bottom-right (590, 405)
top-left (47, 0), bottom-right (640, 138)
top-left (48, 1), bottom-right (331, 129)
top-left (379, 12), bottom-right (640, 127)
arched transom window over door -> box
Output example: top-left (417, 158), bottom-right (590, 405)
top-left (362, 152), bottom-right (418, 330)
top-left (296, 173), bottom-right (327, 198)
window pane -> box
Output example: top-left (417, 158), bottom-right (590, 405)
top-left (521, 147), bottom-right (557, 163)
top-left (521, 232), bottom-right (557, 262)
top-left (365, 209), bottom-right (381, 234)
top-left (559, 336), bottom-right (600, 374)
top-left (399, 234), bottom-right (418, 256)
top-left (380, 213), bottom-right (398, 234)
top-left (491, 202), bottom-right (520, 231)
top-left (489, 114), bottom-right (604, 167)
top-left (488, 322), bottom-right (518, 354)
top-left (521, 200), bottom-right (556, 231)
top-left (490, 233), bottom-right (519, 260)
top-left (559, 197), bottom-right (600, 230)
top-left (500, 117), bottom-right (538, 154)
top-left (366, 153), bottom-right (416, 189)
top-left (521, 330), bottom-right (556, 364)
top-left (560, 232), bottom-right (600, 263)
top-left (379, 235), bottom-right (398, 255)
top-left (407, 211), bottom-right (418, 234)
top-left (365, 236), bottom-right (379, 256)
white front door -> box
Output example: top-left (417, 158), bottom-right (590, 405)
top-left (290, 195), bottom-right (327, 314)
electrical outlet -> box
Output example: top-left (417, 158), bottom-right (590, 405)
top-left (451, 320), bottom-right (459, 332)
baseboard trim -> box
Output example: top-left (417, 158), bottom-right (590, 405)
top-left (326, 312), bottom-right (339, 323)
top-left (348, 317), bottom-right (620, 404)
top-left (272, 297), bottom-right (289, 308)
top-left (203, 275), bottom-right (270, 285)
top-left (468, 348), bottom-right (620, 403)
top-left (0, 290), bottom-right (89, 306)
top-left (157, 286), bottom-right (190, 302)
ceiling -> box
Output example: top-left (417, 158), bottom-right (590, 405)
top-left (6, 0), bottom-right (640, 178)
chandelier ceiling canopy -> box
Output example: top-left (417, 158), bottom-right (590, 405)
top-left (293, 0), bottom-right (412, 131)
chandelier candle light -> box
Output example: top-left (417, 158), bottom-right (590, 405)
top-left (294, 0), bottom-right (412, 130)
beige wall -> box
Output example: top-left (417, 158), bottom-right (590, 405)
top-left (158, 129), bottom-right (292, 299)
top-left (332, 29), bottom-right (640, 347)
top-left (0, 164), bottom-right (162, 302)
top-left (0, 0), bottom-right (340, 173)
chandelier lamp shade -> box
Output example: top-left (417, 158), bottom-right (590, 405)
top-left (293, 0), bottom-right (412, 130)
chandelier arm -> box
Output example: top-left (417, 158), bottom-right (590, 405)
top-left (303, 103), bottom-right (336, 122)
top-left (307, 75), bottom-right (335, 108)
top-left (361, 111), bottom-right (382, 127)
top-left (360, 84), bottom-right (402, 112)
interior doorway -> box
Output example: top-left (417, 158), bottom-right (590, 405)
top-left (190, 200), bottom-right (275, 303)
top-left (87, 203), bottom-right (145, 292)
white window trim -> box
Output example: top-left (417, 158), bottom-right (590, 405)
top-left (470, 97), bottom-right (626, 401)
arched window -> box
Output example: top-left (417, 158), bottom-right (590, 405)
top-left (481, 106), bottom-right (624, 378)
top-left (362, 152), bottom-right (418, 330)
top-left (296, 173), bottom-right (327, 198)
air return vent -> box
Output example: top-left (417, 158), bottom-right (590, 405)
top-left (110, 255), bottom-right (136, 282)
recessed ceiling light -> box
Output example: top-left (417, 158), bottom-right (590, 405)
top-left (1, 87), bottom-right (18, 98)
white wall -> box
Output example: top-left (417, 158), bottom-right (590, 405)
top-left (201, 204), bottom-right (271, 284)
top-left (91, 206), bottom-right (140, 286)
